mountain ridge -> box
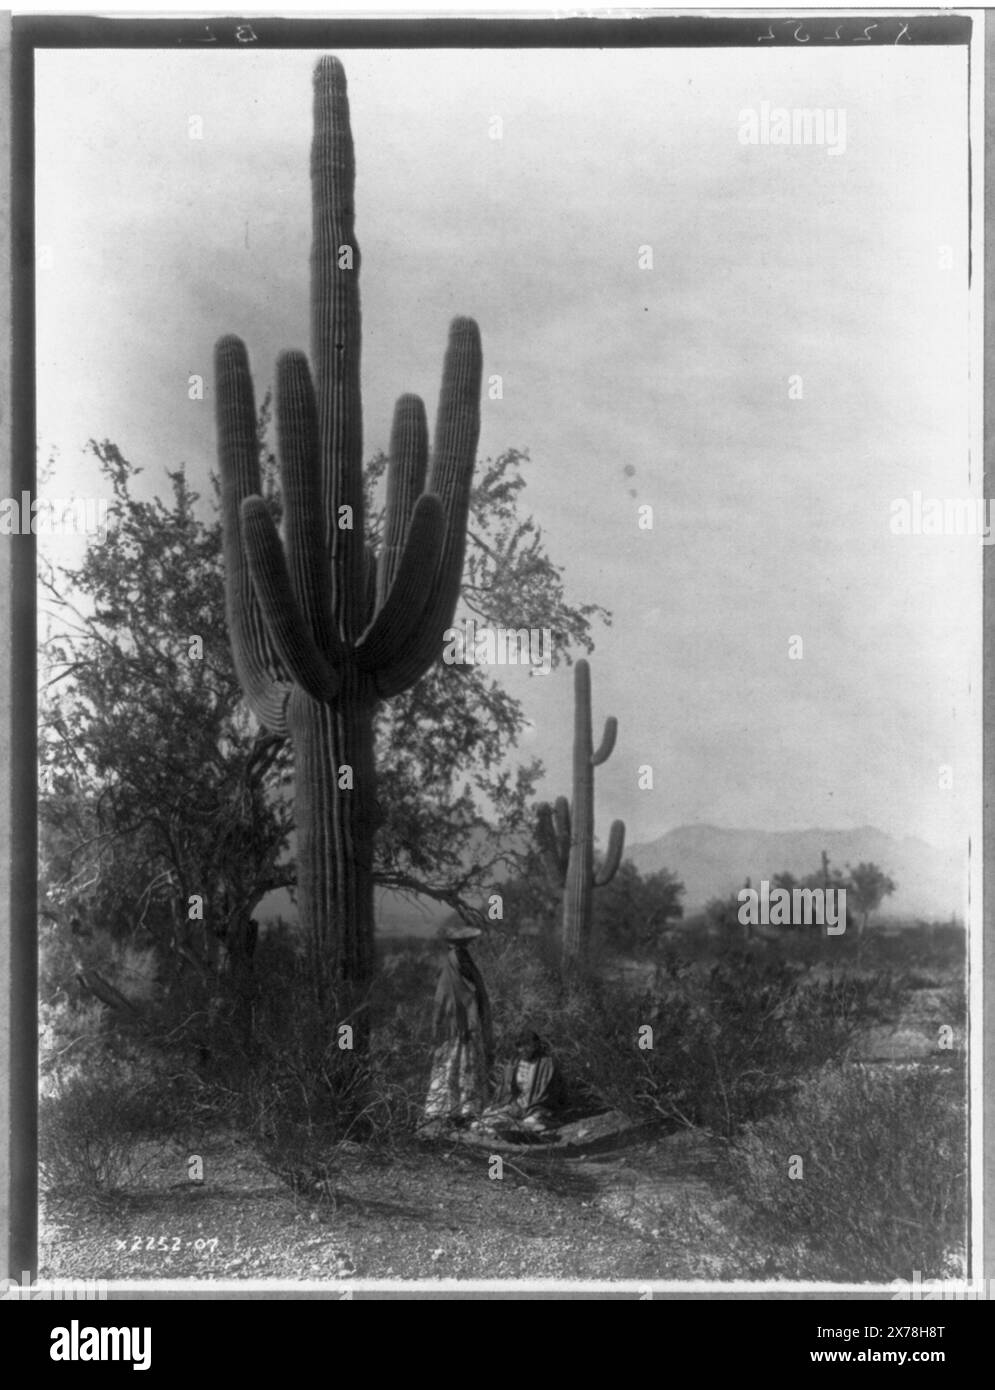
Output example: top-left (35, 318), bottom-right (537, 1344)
top-left (627, 823), bottom-right (963, 921)
top-left (267, 822), bottom-right (964, 936)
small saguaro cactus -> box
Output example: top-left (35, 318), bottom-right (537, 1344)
top-left (215, 56), bottom-right (482, 1000)
top-left (536, 659), bottom-right (625, 964)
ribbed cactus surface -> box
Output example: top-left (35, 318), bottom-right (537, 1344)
top-left (536, 659), bottom-right (625, 965)
top-left (215, 56), bottom-right (482, 993)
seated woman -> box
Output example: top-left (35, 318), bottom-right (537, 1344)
top-left (478, 1029), bottom-right (567, 1134)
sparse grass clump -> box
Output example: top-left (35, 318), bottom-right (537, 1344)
top-left (729, 1059), bottom-right (967, 1280)
top-left (40, 1060), bottom-right (163, 1199)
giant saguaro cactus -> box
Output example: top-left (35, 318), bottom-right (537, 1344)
top-left (215, 57), bottom-right (482, 997)
top-left (536, 659), bottom-right (625, 965)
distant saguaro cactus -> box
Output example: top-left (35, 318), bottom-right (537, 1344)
top-left (215, 56), bottom-right (482, 999)
top-left (536, 659), bottom-right (625, 965)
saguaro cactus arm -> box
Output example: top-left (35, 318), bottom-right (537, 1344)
top-left (354, 494), bottom-right (446, 670)
top-left (274, 350), bottom-right (339, 661)
top-left (593, 819), bottom-right (626, 887)
top-left (216, 335), bottom-right (292, 735)
top-left (592, 716), bottom-right (618, 767)
top-left (240, 498), bottom-right (341, 703)
top-left (536, 800), bottom-right (570, 883)
top-left (368, 318), bottom-right (483, 698)
top-left (377, 393), bottom-right (429, 608)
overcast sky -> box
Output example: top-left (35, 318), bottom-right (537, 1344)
top-left (36, 43), bottom-right (977, 863)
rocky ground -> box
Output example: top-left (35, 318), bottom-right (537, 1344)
top-left (40, 1122), bottom-right (758, 1284)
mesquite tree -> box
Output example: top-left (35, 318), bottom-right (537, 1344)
top-left (215, 56), bottom-right (482, 995)
top-left (536, 659), bottom-right (626, 965)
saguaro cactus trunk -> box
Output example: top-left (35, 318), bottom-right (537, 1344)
top-left (215, 57), bottom-right (482, 1000)
top-left (536, 659), bottom-right (625, 966)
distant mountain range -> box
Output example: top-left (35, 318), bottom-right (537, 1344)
top-left (264, 823), bottom-right (964, 937)
top-left (626, 824), bottom-right (964, 923)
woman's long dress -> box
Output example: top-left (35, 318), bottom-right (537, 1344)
top-left (423, 946), bottom-right (493, 1120)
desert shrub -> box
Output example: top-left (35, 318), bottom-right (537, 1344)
top-left (39, 918), bottom-right (82, 1004)
top-left (38, 925), bottom-right (439, 1182)
top-left (583, 954), bottom-right (806, 1135)
top-left (857, 922), bottom-right (966, 977)
top-left (476, 932), bottom-right (563, 1037)
top-left (39, 925), bottom-right (203, 1182)
top-left (231, 942), bottom-right (433, 1191)
top-left (40, 917), bottom-right (161, 1009)
top-left (730, 1060), bottom-right (967, 1280)
top-left (650, 918), bottom-right (716, 965)
top-left (474, 946), bottom-right (907, 1138)
top-left (700, 919), bottom-right (968, 986)
top-left (368, 942), bottom-right (441, 1118)
top-left (106, 940), bottom-right (160, 1004)
top-left (39, 996), bottom-right (107, 1093)
top-left (40, 1058), bottom-right (165, 1198)
top-left (786, 969), bottom-right (906, 1051)
top-left (471, 941), bottom-right (818, 1134)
